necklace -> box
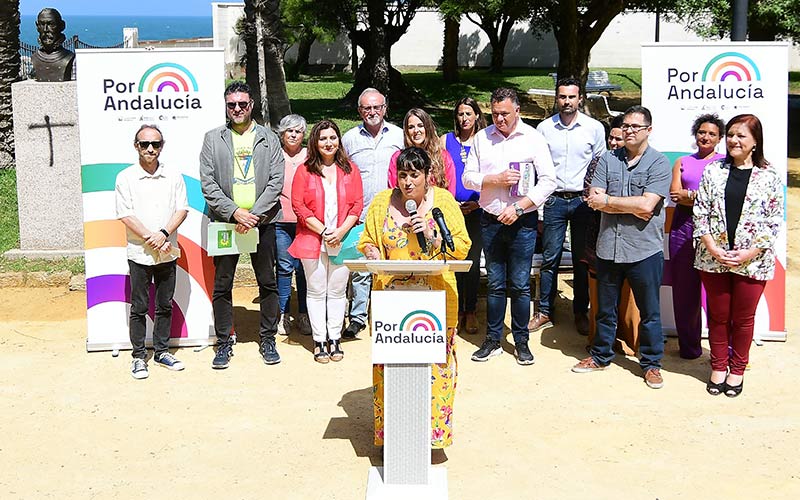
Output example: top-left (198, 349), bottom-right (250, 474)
top-left (456, 134), bottom-right (472, 164)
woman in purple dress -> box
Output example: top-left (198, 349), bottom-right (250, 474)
top-left (668, 113), bottom-right (725, 359)
top-left (439, 97), bottom-right (486, 334)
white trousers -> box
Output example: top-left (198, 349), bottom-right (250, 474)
top-left (301, 252), bottom-right (350, 342)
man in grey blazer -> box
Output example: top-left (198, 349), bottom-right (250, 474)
top-left (200, 81), bottom-right (285, 368)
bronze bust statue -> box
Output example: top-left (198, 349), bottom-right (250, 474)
top-left (31, 8), bottom-right (75, 82)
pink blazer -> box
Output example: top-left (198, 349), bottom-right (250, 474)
top-left (387, 149), bottom-right (457, 196)
top-left (288, 161), bottom-right (363, 259)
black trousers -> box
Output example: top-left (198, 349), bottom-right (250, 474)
top-left (128, 259), bottom-right (177, 359)
top-left (212, 223), bottom-right (279, 343)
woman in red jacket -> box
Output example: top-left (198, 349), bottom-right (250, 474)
top-left (289, 120), bottom-right (363, 363)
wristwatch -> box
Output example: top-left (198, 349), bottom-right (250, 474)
top-left (512, 202), bottom-right (524, 217)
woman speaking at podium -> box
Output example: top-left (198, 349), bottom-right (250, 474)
top-left (358, 147), bottom-right (471, 449)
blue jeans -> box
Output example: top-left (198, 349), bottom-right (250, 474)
top-left (276, 222), bottom-right (307, 315)
top-left (592, 251), bottom-right (664, 371)
top-left (539, 195), bottom-right (590, 318)
top-left (456, 208), bottom-right (482, 314)
top-left (481, 211), bottom-right (537, 344)
top-left (348, 223), bottom-right (370, 325)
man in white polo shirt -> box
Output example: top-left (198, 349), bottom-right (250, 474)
top-left (530, 77), bottom-right (607, 336)
top-left (115, 124), bottom-right (189, 379)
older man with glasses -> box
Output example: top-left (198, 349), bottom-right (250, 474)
top-left (200, 81), bottom-right (285, 369)
top-left (340, 88), bottom-right (404, 338)
top-left (573, 105), bottom-right (672, 390)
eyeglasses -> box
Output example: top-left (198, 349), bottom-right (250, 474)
top-left (620, 123), bottom-right (649, 132)
top-left (359, 104), bottom-right (386, 112)
top-left (136, 140), bottom-right (163, 150)
top-left (226, 100), bottom-right (251, 110)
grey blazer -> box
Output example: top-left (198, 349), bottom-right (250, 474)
top-left (199, 122), bottom-right (285, 224)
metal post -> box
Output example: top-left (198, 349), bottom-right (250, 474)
top-left (732, 0), bottom-right (749, 41)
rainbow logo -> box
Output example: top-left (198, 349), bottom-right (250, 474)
top-left (399, 310), bottom-right (443, 331)
top-left (137, 62), bottom-right (199, 93)
top-left (701, 52), bottom-right (761, 82)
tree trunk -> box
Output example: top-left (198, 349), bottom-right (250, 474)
top-left (244, 0), bottom-right (292, 128)
top-left (488, 35), bottom-right (505, 73)
top-left (442, 15), bottom-right (460, 83)
top-left (295, 30), bottom-right (316, 77)
top-left (0, 0), bottom-right (20, 169)
top-left (341, 0), bottom-right (424, 109)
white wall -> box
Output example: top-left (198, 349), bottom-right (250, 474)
top-left (212, 5), bottom-right (800, 71)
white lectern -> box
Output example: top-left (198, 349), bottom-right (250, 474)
top-left (344, 259), bottom-right (472, 500)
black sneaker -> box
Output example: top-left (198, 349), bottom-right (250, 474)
top-left (471, 338), bottom-right (502, 362)
top-left (212, 342), bottom-right (233, 369)
top-left (260, 338), bottom-right (281, 365)
top-left (342, 320), bottom-right (365, 339)
top-left (514, 342), bottom-right (535, 365)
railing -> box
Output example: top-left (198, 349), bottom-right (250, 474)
top-left (18, 35), bottom-right (124, 80)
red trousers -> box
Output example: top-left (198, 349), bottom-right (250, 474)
top-left (700, 271), bottom-right (766, 375)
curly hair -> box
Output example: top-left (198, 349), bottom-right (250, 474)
top-left (402, 108), bottom-right (448, 190)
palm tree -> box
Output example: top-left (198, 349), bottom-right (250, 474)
top-left (0, 0), bottom-right (21, 169)
top-left (242, 0), bottom-right (291, 128)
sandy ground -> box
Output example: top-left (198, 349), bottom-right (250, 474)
top-left (2, 162), bottom-right (799, 500)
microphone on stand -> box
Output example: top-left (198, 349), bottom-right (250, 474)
top-left (431, 207), bottom-right (455, 252)
top-left (405, 199), bottom-right (428, 253)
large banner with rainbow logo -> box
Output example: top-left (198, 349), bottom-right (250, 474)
top-left (642, 42), bottom-right (788, 341)
top-left (76, 48), bottom-right (224, 351)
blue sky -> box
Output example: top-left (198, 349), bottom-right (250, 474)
top-left (20, 0), bottom-right (240, 16)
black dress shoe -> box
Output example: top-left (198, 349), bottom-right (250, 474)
top-left (724, 380), bottom-right (744, 398)
top-left (342, 320), bottom-right (365, 339)
top-left (706, 379), bottom-right (725, 396)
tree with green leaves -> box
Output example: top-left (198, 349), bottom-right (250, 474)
top-left (0, 0), bottom-right (20, 168)
top-left (664, 0), bottom-right (800, 43)
top-left (281, 0), bottom-right (340, 80)
top-left (441, 0), bottom-right (536, 74)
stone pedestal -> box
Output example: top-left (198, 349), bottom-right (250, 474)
top-left (10, 80), bottom-right (83, 257)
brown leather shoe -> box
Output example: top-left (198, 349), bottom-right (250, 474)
top-left (571, 356), bottom-right (607, 373)
top-left (527, 313), bottom-right (552, 333)
top-left (464, 312), bottom-right (479, 334)
top-left (644, 368), bottom-right (664, 389)
top-left (574, 312), bottom-right (589, 336)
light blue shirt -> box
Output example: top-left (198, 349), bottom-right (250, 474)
top-left (537, 112), bottom-right (606, 192)
top-left (342, 122), bottom-right (404, 221)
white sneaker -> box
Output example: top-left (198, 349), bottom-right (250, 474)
top-left (154, 352), bottom-right (185, 371)
top-left (296, 313), bottom-right (312, 335)
top-left (131, 358), bottom-right (149, 379)
top-left (277, 313), bottom-right (291, 335)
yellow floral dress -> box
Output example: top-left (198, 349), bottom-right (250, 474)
top-left (359, 187), bottom-right (470, 449)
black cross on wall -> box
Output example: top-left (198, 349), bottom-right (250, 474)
top-left (28, 115), bottom-right (76, 167)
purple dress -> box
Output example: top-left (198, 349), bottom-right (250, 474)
top-left (669, 152), bottom-right (724, 359)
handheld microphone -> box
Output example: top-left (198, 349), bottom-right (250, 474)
top-left (405, 199), bottom-right (427, 253)
top-left (431, 207), bottom-right (455, 252)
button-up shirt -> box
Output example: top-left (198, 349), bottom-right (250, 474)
top-left (462, 120), bottom-right (556, 216)
top-left (341, 121), bottom-right (404, 221)
top-left (537, 112), bottom-right (606, 193)
top-left (591, 146), bottom-right (671, 263)
top-left (115, 162), bottom-right (189, 265)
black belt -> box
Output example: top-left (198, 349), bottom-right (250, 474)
top-left (553, 191), bottom-right (583, 199)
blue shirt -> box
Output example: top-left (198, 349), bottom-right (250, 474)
top-left (444, 132), bottom-right (480, 203)
top-left (537, 112), bottom-right (606, 193)
top-left (341, 122), bottom-right (404, 221)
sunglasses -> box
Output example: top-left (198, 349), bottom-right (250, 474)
top-left (136, 140), bottom-right (163, 150)
top-left (226, 100), bottom-right (251, 110)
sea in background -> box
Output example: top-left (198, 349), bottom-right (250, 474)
top-left (20, 15), bottom-right (213, 47)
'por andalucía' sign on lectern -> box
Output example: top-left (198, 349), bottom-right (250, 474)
top-left (371, 290), bottom-right (446, 364)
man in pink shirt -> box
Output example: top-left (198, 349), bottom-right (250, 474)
top-left (463, 87), bottom-right (556, 365)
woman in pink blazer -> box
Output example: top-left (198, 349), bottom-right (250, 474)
top-left (289, 120), bottom-right (363, 363)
